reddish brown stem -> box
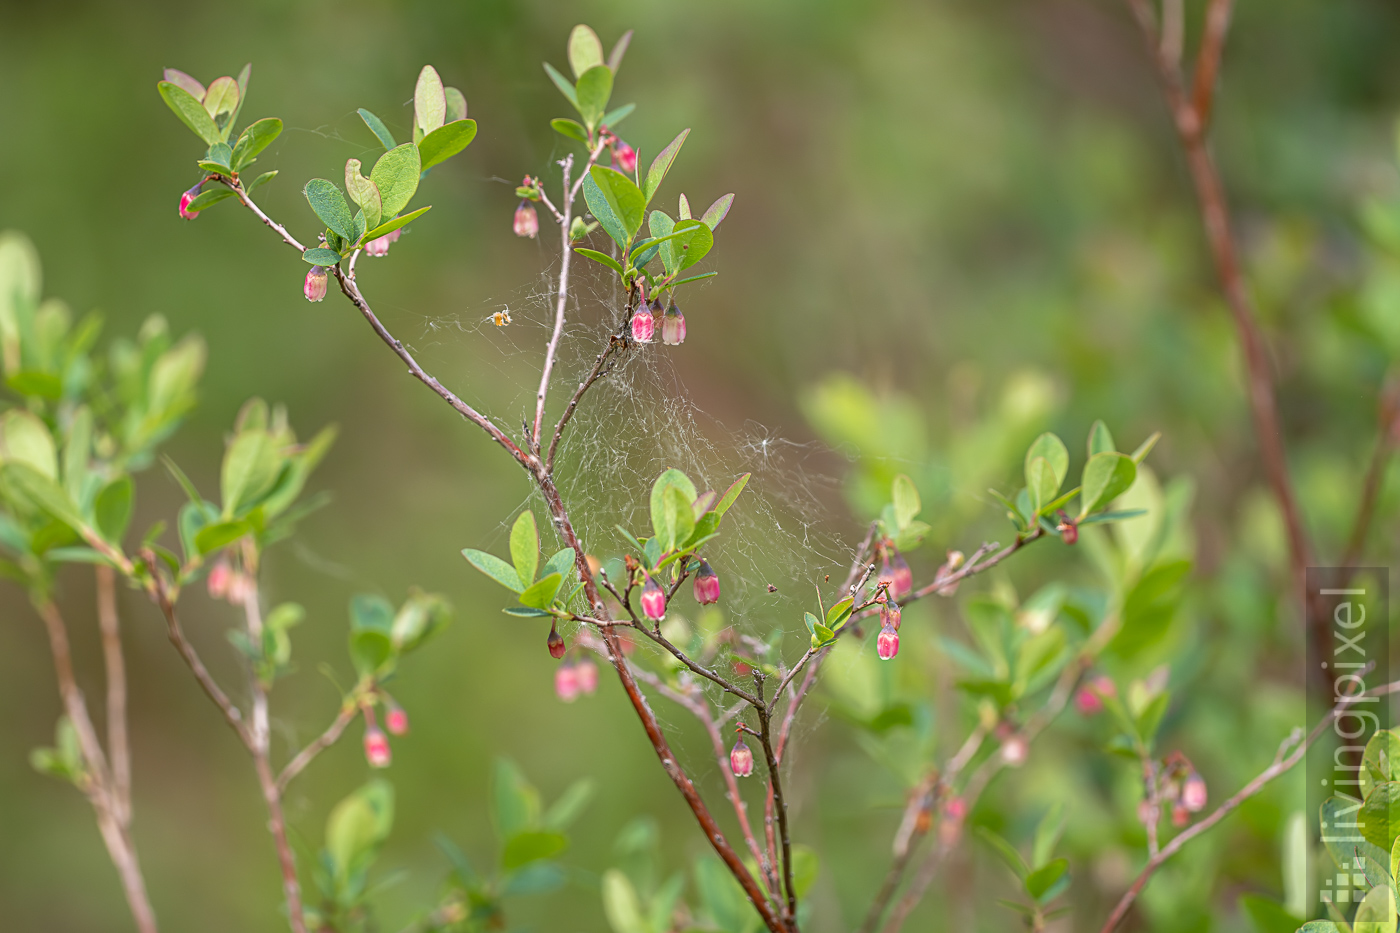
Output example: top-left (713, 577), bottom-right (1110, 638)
top-left (96, 564), bottom-right (131, 825)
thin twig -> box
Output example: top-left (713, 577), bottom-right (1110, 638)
top-left (1343, 430), bottom-right (1393, 569)
top-left (1098, 677), bottom-right (1400, 933)
top-left (753, 676), bottom-right (796, 921)
top-left (533, 153), bottom-right (575, 452)
top-left (277, 700), bottom-right (360, 794)
top-left (1123, 0), bottom-right (1316, 645)
top-left (38, 600), bottom-right (159, 933)
top-left (96, 564), bottom-right (131, 825)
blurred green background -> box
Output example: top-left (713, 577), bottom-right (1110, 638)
top-left (2, 0), bottom-right (1400, 930)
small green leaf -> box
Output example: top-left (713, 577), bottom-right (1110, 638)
top-left (358, 108), bottom-right (396, 150)
top-left (370, 143), bottom-right (422, 220)
top-left (574, 248), bottom-right (625, 277)
top-left (1088, 420), bottom-right (1115, 457)
top-left (199, 141), bottom-right (232, 171)
top-left (542, 778), bottom-right (594, 830)
top-left (977, 827), bottom-right (1029, 881)
top-left (511, 511), bottom-right (539, 586)
top-left (1026, 457), bottom-right (1059, 516)
top-left (826, 597), bottom-right (855, 629)
top-left (587, 166), bottom-right (645, 241)
top-left (418, 119), bottom-right (477, 171)
top-left (644, 128), bottom-right (690, 203)
top-left (503, 606), bottom-right (552, 618)
top-left (302, 247), bottom-right (341, 266)
top-left (303, 179), bottom-right (355, 241)
top-left (463, 548), bottom-right (524, 593)
top-left (551, 118), bottom-right (589, 143)
top-left (502, 830), bottom-right (568, 871)
top-left (568, 24), bottom-right (605, 78)
top-left (661, 483), bottom-right (694, 551)
top-left (350, 628), bottom-right (394, 677)
top-left (1078, 452), bottom-right (1136, 519)
top-left (669, 271), bottom-right (718, 289)
top-left (601, 102), bottom-right (636, 127)
top-left (892, 474), bottom-right (921, 528)
top-left (194, 519), bottom-right (250, 555)
top-left (1025, 858), bottom-right (1069, 902)
top-left (1131, 431), bottom-right (1161, 464)
top-left (714, 473), bottom-right (750, 517)
top-left (701, 193), bottom-right (735, 230)
top-left (659, 218), bottom-right (712, 275)
top-left (185, 188), bottom-right (237, 213)
top-left (162, 68), bottom-right (204, 99)
top-left (202, 76), bottom-right (239, 121)
top-left (543, 62), bottom-right (578, 108)
top-left (94, 477), bottom-right (134, 544)
top-left (159, 81), bottom-right (221, 144)
top-left (574, 64), bottom-right (614, 130)
top-left (1025, 433), bottom-right (1069, 489)
top-left (231, 117), bottom-right (282, 171)
top-left (2, 463), bottom-right (84, 530)
top-left (602, 869), bottom-right (648, 933)
top-left (326, 779), bottom-right (394, 884)
top-left (362, 205), bottom-right (431, 243)
top-left (414, 65), bottom-right (446, 135)
top-left (246, 170), bottom-right (277, 193)
top-left (444, 87), bottom-right (467, 122)
top-left (344, 159), bottom-right (383, 231)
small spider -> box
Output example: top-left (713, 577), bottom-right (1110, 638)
top-left (492, 309), bottom-right (512, 326)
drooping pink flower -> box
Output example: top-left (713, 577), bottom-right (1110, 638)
top-left (631, 305), bottom-right (655, 343)
top-left (693, 559), bottom-right (720, 605)
top-left (364, 228), bottom-right (401, 257)
top-left (385, 702), bottom-right (409, 736)
top-left (661, 304), bottom-right (686, 345)
top-left (1075, 686), bottom-right (1103, 716)
top-left (1181, 772), bottom-right (1207, 813)
top-left (877, 621), bottom-right (899, 660)
top-left (1171, 804), bottom-right (1189, 827)
top-left (304, 266), bottom-right (328, 303)
top-left (514, 200), bottom-right (539, 238)
top-left (363, 726), bottom-right (391, 768)
top-left (1000, 735), bottom-right (1028, 766)
top-left (179, 183), bottom-right (202, 220)
top-left (547, 622), bottom-right (566, 659)
top-left (882, 602), bottom-right (901, 631)
top-left (613, 140), bottom-right (638, 175)
top-left (207, 560), bottom-right (232, 600)
top-left (576, 658), bottom-right (599, 695)
top-left (730, 738), bottom-right (754, 777)
top-left (640, 574), bottom-right (666, 621)
top-left (889, 549), bottom-right (913, 599)
top-left (555, 663), bottom-right (580, 702)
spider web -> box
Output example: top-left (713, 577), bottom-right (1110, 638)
top-left (394, 240), bottom-right (860, 663)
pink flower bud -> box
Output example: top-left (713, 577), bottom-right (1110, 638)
top-left (730, 738), bottom-right (754, 777)
top-left (890, 549), bottom-right (913, 598)
top-left (1181, 772), bottom-right (1207, 812)
top-left (179, 183), bottom-right (201, 220)
top-left (1171, 803), bottom-right (1189, 827)
top-left (944, 796), bottom-right (968, 821)
top-left (661, 304), bottom-right (686, 346)
top-left (576, 658), bottom-right (599, 695)
top-left (882, 602), bottom-right (902, 631)
top-left (877, 621), bottom-right (899, 660)
top-left (640, 575), bottom-right (666, 621)
top-left (547, 622), bottom-right (566, 659)
top-left (1000, 735), bottom-right (1027, 766)
top-left (1056, 512), bottom-right (1079, 545)
top-left (304, 266), bottom-right (328, 303)
top-left (877, 554), bottom-right (895, 598)
top-left (226, 572), bottom-right (250, 606)
top-left (207, 560), bottom-right (232, 600)
top-left (385, 703), bottom-right (409, 736)
top-left (614, 141), bottom-right (638, 175)
top-left (1074, 686), bottom-right (1103, 716)
top-left (693, 559), bottom-right (720, 605)
top-left (364, 228), bottom-right (401, 257)
top-left (514, 200), bottom-right (539, 238)
top-left (631, 305), bottom-right (655, 343)
top-left (1090, 675), bottom-right (1117, 699)
top-left (363, 726), bottom-right (391, 768)
top-left (555, 662), bottom-right (580, 702)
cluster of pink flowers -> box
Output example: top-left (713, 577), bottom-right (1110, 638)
top-left (554, 656), bottom-right (600, 702)
top-left (630, 298), bottom-right (686, 346)
top-left (361, 696), bottom-right (410, 768)
top-left (206, 559), bottom-right (251, 605)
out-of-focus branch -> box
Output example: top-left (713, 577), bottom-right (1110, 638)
top-left (1098, 677), bottom-right (1400, 933)
top-left (1343, 425), bottom-right (1394, 569)
top-left (1122, 0), bottom-right (1315, 632)
top-left (277, 699), bottom-right (360, 794)
top-left (96, 564), bottom-right (131, 824)
top-left (38, 599), bottom-right (159, 933)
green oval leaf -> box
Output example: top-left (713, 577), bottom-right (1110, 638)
top-left (159, 81), bottom-right (221, 145)
top-left (1025, 433), bottom-right (1069, 489)
top-left (551, 118), bottom-right (589, 143)
top-left (1078, 451), bottom-right (1136, 519)
top-left (568, 24), bottom-right (605, 79)
top-left (303, 179), bottom-right (355, 241)
top-left (418, 119), bottom-right (477, 171)
top-left (414, 65), bottom-right (446, 135)
top-left (644, 128), bottom-right (690, 203)
top-left (574, 64), bottom-right (613, 130)
top-left (231, 117), bottom-right (282, 171)
top-left (370, 143), bottom-right (422, 220)
top-left (362, 205), bottom-right (431, 243)
top-left (358, 108), bottom-right (396, 150)
top-left (511, 511), bottom-right (539, 586)
top-left (302, 247), bottom-right (341, 266)
top-left (462, 548), bottom-right (523, 593)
